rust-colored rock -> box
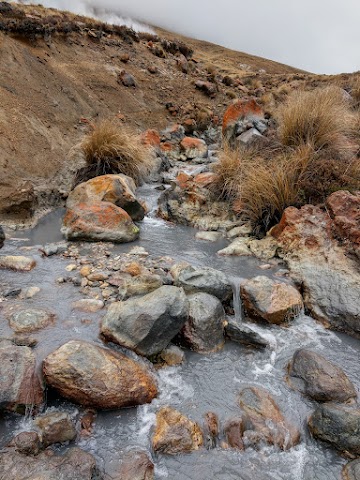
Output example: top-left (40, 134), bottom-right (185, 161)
top-left (239, 386), bottom-right (300, 450)
top-left (141, 129), bottom-right (161, 148)
top-left (61, 201), bottom-right (140, 243)
top-left (224, 418), bottom-right (244, 450)
top-left (152, 406), bottom-right (203, 454)
top-left (43, 341), bottom-right (158, 409)
top-left (117, 450), bottom-right (154, 480)
top-left (180, 137), bottom-right (208, 159)
top-left (222, 98), bottom-right (264, 138)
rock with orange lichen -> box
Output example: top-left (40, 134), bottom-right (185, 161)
top-left (43, 341), bottom-right (158, 409)
top-left (222, 99), bottom-right (267, 143)
top-left (152, 407), bottom-right (203, 454)
top-left (179, 137), bottom-right (208, 159)
top-left (66, 174), bottom-right (146, 221)
top-left (61, 201), bottom-right (139, 243)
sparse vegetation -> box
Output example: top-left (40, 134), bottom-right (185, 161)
top-left (77, 121), bottom-right (155, 185)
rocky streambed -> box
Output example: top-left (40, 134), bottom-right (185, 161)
top-left (0, 182), bottom-right (359, 480)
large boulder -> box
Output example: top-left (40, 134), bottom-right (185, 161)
top-left (43, 340), bottom-right (158, 409)
top-left (239, 386), bottom-right (300, 450)
top-left (152, 406), bottom-right (203, 454)
top-left (67, 174), bottom-right (146, 221)
top-left (61, 202), bottom-right (140, 243)
top-left (0, 340), bottom-right (43, 413)
top-left (309, 403), bottom-right (360, 456)
top-left (117, 451), bottom-right (154, 480)
top-left (271, 203), bottom-right (360, 337)
top-left (0, 256), bottom-right (36, 271)
top-left (174, 265), bottom-right (233, 302)
top-left (289, 349), bottom-right (357, 403)
top-left (240, 276), bottom-right (303, 325)
top-left (101, 286), bottom-right (189, 357)
top-left (0, 446), bottom-right (101, 480)
top-left (343, 459), bottom-right (360, 480)
top-left (178, 292), bottom-right (225, 353)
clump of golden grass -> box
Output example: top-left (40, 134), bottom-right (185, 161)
top-left (350, 76), bottom-right (360, 108)
top-left (79, 120), bottom-right (155, 185)
top-left (277, 86), bottom-right (354, 152)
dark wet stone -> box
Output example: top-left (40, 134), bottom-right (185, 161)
top-left (34, 411), bottom-right (77, 447)
top-left (0, 226), bottom-right (4, 248)
top-left (7, 432), bottom-right (41, 455)
top-left (117, 450), bottom-right (154, 480)
top-left (225, 319), bottom-right (269, 349)
top-left (175, 266), bottom-right (232, 302)
top-left (224, 418), bottom-right (244, 450)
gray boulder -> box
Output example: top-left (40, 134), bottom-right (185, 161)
top-left (309, 403), bottom-right (360, 456)
top-left (175, 266), bottom-right (232, 302)
top-left (0, 447), bottom-right (101, 480)
top-left (101, 286), bottom-right (189, 357)
top-left (225, 319), bottom-right (269, 349)
top-left (289, 349), bottom-right (357, 403)
top-left (179, 292), bottom-right (225, 353)
top-left (0, 340), bottom-right (43, 413)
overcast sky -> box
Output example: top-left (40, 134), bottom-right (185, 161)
top-left (18, 0), bottom-right (360, 74)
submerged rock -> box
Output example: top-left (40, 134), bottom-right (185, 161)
top-left (0, 340), bottom-right (43, 413)
top-left (224, 418), bottom-right (244, 450)
top-left (7, 432), bottom-right (41, 456)
top-left (179, 292), bottom-right (225, 353)
top-left (0, 225), bottom-right (4, 248)
top-left (289, 349), bottom-right (357, 403)
top-left (0, 446), bottom-right (101, 480)
top-left (218, 237), bottom-right (252, 256)
top-left (9, 309), bottom-right (55, 333)
top-left (174, 265), bottom-right (232, 302)
top-left (152, 406), bottom-right (203, 454)
top-left (225, 319), bottom-right (269, 349)
top-left (0, 256), bottom-right (36, 272)
top-left (239, 386), bottom-right (300, 450)
top-left (62, 201), bottom-right (140, 243)
top-left (117, 450), bottom-right (154, 480)
top-left (34, 411), bottom-right (77, 447)
top-left (343, 459), bottom-right (360, 480)
top-left (101, 286), bottom-right (189, 357)
top-left (203, 412), bottom-right (219, 449)
top-left (43, 340), bottom-right (158, 409)
top-left (309, 403), bottom-right (360, 456)
top-left (240, 276), bottom-right (303, 325)
top-left (67, 174), bottom-right (146, 221)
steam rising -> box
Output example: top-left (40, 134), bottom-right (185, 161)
top-left (13, 0), bottom-right (360, 73)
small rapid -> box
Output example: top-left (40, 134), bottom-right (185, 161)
top-left (0, 184), bottom-right (359, 479)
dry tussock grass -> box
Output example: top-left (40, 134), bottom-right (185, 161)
top-left (277, 86), bottom-right (355, 153)
top-left (350, 76), bottom-right (360, 108)
top-left (78, 120), bottom-right (155, 185)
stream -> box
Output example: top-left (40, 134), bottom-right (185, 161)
top-left (0, 184), bottom-right (359, 480)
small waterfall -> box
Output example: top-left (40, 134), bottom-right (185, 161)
top-left (229, 276), bottom-right (243, 323)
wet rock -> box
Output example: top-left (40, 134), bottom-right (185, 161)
top-left (80, 409), bottom-right (97, 437)
top-left (239, 386), bottom-right (300, 450)
top-left (343, 459), bottom-right (360, 480)
top-left (218, 237), bottom-right (252, 256)
top-left (203, 412), bottom-right (219, 449)
top-left (72, 299), bottom-right (104, 313)
top-left (195, 80), bottom-right (217, 98)
top-left (0, 225), bottom-right (4, 248)
top-left (61, 202), bottom-right (139, 243)
top-left (174, 265), bottom-right (232, 302)
top-left (22, 286), bottom-right (41, 298)
top-left (224, 418), bottom-right (244, 450)
top-left (43, 340), bottom-right (158, 409)
top-left (227, 224), bottom-right (253, 239)
top-left (7, 432), bottom-right (41, 455)
top-left (271, 204), bottom-right (360, 337)
top-left (195, 231), bottom-right (222, 242)
top-left (240, 276), bottom-right (303, 325)
top-left (9, 309), bottom-right (55, 333)
top-left (225, 319), bottom-right (269, 349)
top-left (0, 255), bottom-right (36, 271)
top-left (117, 450), bottom-right (154, 480)
top-left (289, 349), bottom-right (357, 403)
top-left (39, 242), bottom-right (67, 257)
top-left (119, 70), bottom-right (136, 87)
top-left (155, 344), bottom-right (185, 367)
top-left (180, 137), bottom-right (208, 159)
top-left (309, 403), bottom-right (360, 456)
top-left (0, 446), bottom-right (101, 480)
top-left (179, 292), bottom-right (225, 353)
top-left (124, 274), bottom-right (163, 297)
top-left (0, 340), bottom-right (43, 413)
top-left (222, 99), bottom-right (266, 144)
top-left (66, 174), bottom-right (146, 221)
top-left (101, 286), bottom-right (189, 357)
top-left (34, 411), bottom-right (77, 447)
top-left (248, 236), bottom-right (279, 261)
top-left (152, 406), bottom-right (203, 454)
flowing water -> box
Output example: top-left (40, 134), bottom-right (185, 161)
top-left (0, 184), bottom-right (359, 479)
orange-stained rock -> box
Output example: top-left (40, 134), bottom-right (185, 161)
top-left (180, 137), bottom-right (208, 159)
top-left (222, 99), bottom-right (264, 135)
top-left (66, 174), bottom-right (145, 221)
top-left (62, 202), bottom-right (139, 243)
top-left (176, 172), bottom-right (192, 189)
top-left (152, 407), bottom-right (203, 454)
top-left (141, 129), bottom-right (161, 148)
top-left (239, 386), bottom-right (300, 450)
top-left (193, 172), bottom-right (217, 187)
top-left (43, 341), bottom-right (158, 409)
